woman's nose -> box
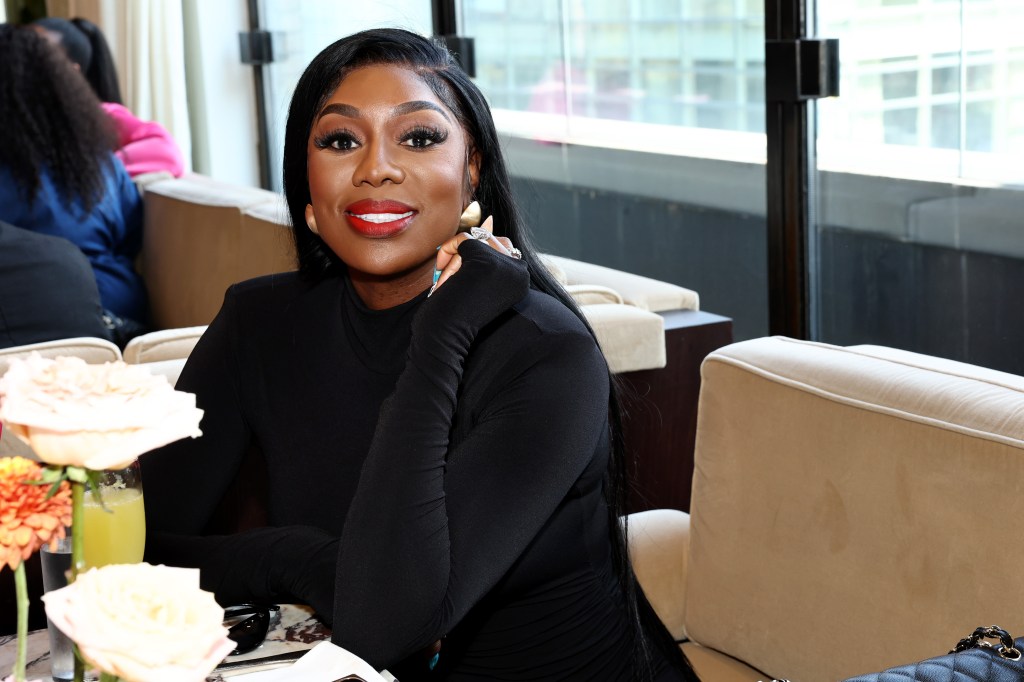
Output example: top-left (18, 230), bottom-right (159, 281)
top-left (351, 140), bottom-right (405, 187)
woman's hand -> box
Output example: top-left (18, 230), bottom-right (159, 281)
top-left (412, 230), bottom-right (529, 343)
top-left (430, 216), bottom-right (521, 295)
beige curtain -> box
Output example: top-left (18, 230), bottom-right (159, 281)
top-left (48, 0), bottom-right (192, 172)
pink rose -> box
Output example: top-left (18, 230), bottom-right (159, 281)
top-left (42, 564), bottom-right (234, 682)
top-left (0, 354), bottom-right (202, 469)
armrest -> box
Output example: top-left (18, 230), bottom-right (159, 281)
top-left (123, 326), bottom-right (207, 364)
top-left (0, 337), bottom-right (121, 375)
top-left (582, 304), bottom-right (666, 373)
top-left (625, 508), bottom-right (690, 641)
top-left (541, 254), bottom-right (699, 313)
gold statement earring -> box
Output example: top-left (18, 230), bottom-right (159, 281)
top-left (459, 201), bottom-right (481, 230)
top-left (304, 204), bottom-right (319, 235)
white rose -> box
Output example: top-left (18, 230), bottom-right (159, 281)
top-left (0, 354), bottom-right (202, 470)
top-left (42, 564), bottom-right (235, 682)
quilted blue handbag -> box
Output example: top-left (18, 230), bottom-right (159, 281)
top-left (840, 626), bottom-right (1024, 682)
top-left (765, 626), bottom-right (1024, 682)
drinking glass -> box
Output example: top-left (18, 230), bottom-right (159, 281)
top-left (40, 535), bottom-right (74, 681)
top-left (82, 459), bottom-right (146, 568)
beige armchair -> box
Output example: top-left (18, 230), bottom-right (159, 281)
top-left (628, 336), bottom-right (1024, 681)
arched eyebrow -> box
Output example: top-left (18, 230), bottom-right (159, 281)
top-left (317, 103), bottom-right (360, 120)
top-left (316, 100), bottom-right (451, 122)
top-left (391, 100), bottom-right (451, 122)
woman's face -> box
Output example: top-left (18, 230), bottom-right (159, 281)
top-left (305, 64), bottom-right (478, 289)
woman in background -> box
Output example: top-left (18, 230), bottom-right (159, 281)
top-left (33, 16), bottom-right (185, 178)
top-left (142, 28), bottom-right (693, 681)
top-left (0, 24), bottom-right (148, 342)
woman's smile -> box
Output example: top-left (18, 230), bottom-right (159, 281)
top-left (344, 198), bottom-right (417, 238)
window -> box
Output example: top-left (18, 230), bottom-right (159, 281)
top-left (464, 0), bottom-right (766, 144)
top-left (931, 66), bottom-right (958, 95)
top-left (929, 103), bottom-right (958, 149)
top-left (883, 108), bottom-right (918, 145)
top-left (966, 63), bottom-right (994, 92)
top-left (882, 70), bottom-right (918, 99)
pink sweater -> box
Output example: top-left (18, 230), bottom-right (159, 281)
top-left (103, 102), bottom-right (185, 178)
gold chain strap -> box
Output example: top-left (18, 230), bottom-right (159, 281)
top-left (952, 625), bottom-right (1022, 661)
top-left (762, 625), bottom-right (1021, 682)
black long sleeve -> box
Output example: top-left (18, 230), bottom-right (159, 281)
top-left (333, 242), bottom-right (608, 666)
top-left (143, 278), bottom-right (338, 616)
top-left (142, 242), bottom-right (662, 679)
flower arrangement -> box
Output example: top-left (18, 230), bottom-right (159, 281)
top-left (0, 355), bottom-right (203, 471)
top-left (0, 456), bottom-right (72, 682)
top-left (0, 354), bottom-right (206, 682)
top-left (43, 564), bottom-right (235, 682)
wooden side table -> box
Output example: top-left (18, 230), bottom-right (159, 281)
top-left (619, 310), bottom-right (733, 514)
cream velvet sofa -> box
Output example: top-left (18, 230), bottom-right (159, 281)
top-left (140, 173), bottom-right (698, 374)
top-left (628, 336), bottom-right (1024, 681)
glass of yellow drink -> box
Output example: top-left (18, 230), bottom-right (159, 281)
top-left (83, 459), bottom-right (146, 568)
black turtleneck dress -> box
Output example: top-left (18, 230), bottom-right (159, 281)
top-left (142, 243), bottom-right (680, 680)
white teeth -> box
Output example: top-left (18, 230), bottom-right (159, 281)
top-left (352, 211), bottom-right (414, 223)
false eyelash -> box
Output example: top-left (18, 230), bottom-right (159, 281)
top-left (313, 128), bottom-right (360, 150)
top-left (400, 125), bottom-right (449, 147)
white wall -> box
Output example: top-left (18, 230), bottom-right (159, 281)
top-left (181, 0), bottom-right (260, 187)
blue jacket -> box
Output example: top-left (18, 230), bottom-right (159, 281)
top-left (0, 157), bottom-right (147, 322)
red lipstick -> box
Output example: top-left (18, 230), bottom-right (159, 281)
top-left (344, 199), bottom-right (417, 237)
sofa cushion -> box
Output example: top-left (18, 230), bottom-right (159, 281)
top-left (542, 254), bottom-right (699, 312)
top-left (239, 201), bottom-right (298, 281)
top-left (142, 174), bottom-right (280, 329)
top-left (628, 509), bottom-right (690, 641)
top-left (565, 283), bottom-right (624, 306)
top-left (685, 336), bottom-right (1024, 681)
top-left (537, 254), bottom-right (569, 285)
top-left (582, 304), bottom-right (666, 373)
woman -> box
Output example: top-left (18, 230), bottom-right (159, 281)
top-left (33, 16), bottom-right (185, 178)
top-left (142, 28), bottom-right (691, 680)
top-left (0, 24), bottom-right (148, 340)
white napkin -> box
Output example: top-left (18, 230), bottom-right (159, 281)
top-left (233, 641), bottom-right (391, 681)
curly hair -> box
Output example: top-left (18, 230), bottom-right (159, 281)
top-left (0, 24), bottom-right (117, 214)
top-left (34, 16), bottom-right (124, 104)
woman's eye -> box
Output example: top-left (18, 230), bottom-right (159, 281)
top-left (401, 126), bottom-right (448, 149)
top-left (314, 131), bottom-right (359, 151)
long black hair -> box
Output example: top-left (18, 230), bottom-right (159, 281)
top-left (33, 16), bottom-right (124, 104)
top-left (282, 28), bottom-right (692, 680)
top-left (0, 24), bottom-right (117, 213)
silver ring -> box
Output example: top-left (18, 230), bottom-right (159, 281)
top-left (507, 247), bottom-right (522, 260)
top-left (468, 227), bottom-right (492, 241)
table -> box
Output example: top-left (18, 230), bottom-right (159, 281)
top-left (0, 604), bottom-right (327, 681)
top-left (619, 309), bottom-right (733, 514)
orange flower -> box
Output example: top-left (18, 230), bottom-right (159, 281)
top-left (0, 456), bottom-right (72, 571)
